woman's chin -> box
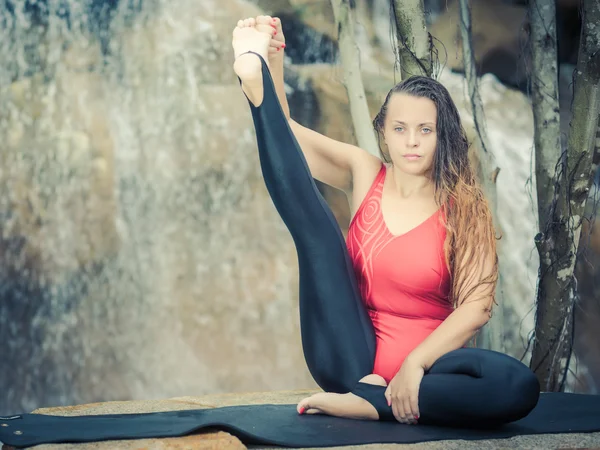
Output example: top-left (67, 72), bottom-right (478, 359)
top-left (396, 163), bottom-right (429, 176)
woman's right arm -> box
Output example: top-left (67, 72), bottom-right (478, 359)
top-left (269, 48), bottom-right (378, 195)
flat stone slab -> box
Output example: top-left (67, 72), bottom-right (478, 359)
top-left (2, 390), bottom-right (600, 449)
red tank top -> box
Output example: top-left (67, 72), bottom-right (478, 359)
top-left (347, 164), bottom-right (453, 382)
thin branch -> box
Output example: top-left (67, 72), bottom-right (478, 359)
top-left (330, 0), bottom-right (380, 157)
top-left (458, 0), bottom-right (503, 352)
top-left (458, 0), bottom-right (491, 158)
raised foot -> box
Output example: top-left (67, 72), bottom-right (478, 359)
top-left (296, 392), bottom-right (380, 421)
top-left (232, 23), bottom-right (272, 80)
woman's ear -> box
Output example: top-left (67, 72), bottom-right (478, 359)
top-left (380, 132), bottom-right (391, 162)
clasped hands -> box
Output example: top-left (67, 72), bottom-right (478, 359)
top-left (384, 357), bottom-right (425, 424)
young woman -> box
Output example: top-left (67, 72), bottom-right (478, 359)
top-left (231, 16), bottom-right (540, 427)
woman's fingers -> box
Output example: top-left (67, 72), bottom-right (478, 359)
top-left (403, 396), bottom-right (415, 424)
top-left (410, 392), bottom-right (420, 423)
top-left (391, 398), bottom-right (402, 423)
top-left (391, 393), bottom-right (417, 424)
top-left (255, 17), bottom-right (285, 52)
top-left (390, 394), bottom-right (407, 423)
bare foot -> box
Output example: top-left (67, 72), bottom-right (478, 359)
top-left (296, 374), bottom-right (387, 421)
top-left (296, 392), bottom-right (379, 420)
top-left (232, 17), bottom-right (273, 72)
top-left (232, 17), bottom-right (274, 105)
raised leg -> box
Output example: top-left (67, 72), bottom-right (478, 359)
top-left (236, 48), bottom-right (376, 392)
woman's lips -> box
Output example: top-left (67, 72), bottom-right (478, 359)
top-left (403, 154), bottom-right (421, 161)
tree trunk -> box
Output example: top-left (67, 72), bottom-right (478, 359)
top-left (531, 0), bottom-right (600, 392)
top-left (391, 0), bottom-right (432, 79)
top-left (457, 0), bottom-right (504, 353)
top-left (329, 0), bottom-right (380, 157)
top-left (529, 0), bottom-right (562, 234)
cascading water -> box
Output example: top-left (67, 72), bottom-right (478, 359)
top-left (0, 0), bottom-right (315, 416)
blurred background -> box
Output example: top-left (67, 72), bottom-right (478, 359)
top-left (0, 0), bottom-right (597, 416)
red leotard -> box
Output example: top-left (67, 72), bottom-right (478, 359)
top-left (347, 164), bottom-right (453, 382)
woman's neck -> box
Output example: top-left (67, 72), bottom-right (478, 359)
top-left (388, 164), bottom-right (434, 199)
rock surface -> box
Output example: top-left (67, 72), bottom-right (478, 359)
top-left (2, 390), bottom-right (600, 450)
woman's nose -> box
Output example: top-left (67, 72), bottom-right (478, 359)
top-left (407, 131), bottom-right (419, 147)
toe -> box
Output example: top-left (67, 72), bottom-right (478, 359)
top-left (255, 22), bottom-right (275, 35)
top-left (297, 397), bottom-right (311, 414)
top-left (256, 15), bottom-right (271, 25)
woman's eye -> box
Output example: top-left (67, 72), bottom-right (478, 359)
top-left (394, 127), bottom-right (404, 132)
top-left (422, 128), bottom-right (432, 133)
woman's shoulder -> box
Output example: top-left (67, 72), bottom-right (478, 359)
top-left (352, 155), bottom-right (384, 189)
top-left (349, 156), bottom-right (385, 213)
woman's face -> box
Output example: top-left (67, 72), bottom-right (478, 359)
top-left (383, 93), bottom-right (437, 176)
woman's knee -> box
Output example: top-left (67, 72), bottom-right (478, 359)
top-left (431, 348), bottom-right (540, 413)
top-left (511, 361), bottom-right (540, 409)
top-left (427, 348), bottom-right (484, 377)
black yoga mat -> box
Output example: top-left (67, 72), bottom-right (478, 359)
top-left (1, 392), bottom-right (599, 448)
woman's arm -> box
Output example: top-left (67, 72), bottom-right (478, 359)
top-left (405, 301), bottom-right (491, 371)
top-left (253, 16), bottom-right (380, 194)
top-left (406, 249), bottom-right (496, 370)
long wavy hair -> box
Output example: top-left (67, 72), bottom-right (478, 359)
top-left (373, 76), bottom-right (498, 311)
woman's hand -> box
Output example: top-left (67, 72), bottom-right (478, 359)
top-left (384, 358), bottom-right (425, 424)
top-left (254, 15), bottom-right (286, 60)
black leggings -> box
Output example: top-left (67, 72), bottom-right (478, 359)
top-left (241, 52), bottom-right (540, 428)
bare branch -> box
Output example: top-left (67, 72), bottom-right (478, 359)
top-left (391, 0), bottom-right (432, 79)
top-left (329, 0), bottom-right (380, 157)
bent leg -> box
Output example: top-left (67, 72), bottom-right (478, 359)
top-left (420, 348), bottom-right (540, 427)
top-left (351, 348), bottom-right (540, 427)
top-left (240, 51), bottom-right (376, 392)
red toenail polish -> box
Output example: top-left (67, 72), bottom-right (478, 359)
top-left (299, 407), bottom-right (305, 414)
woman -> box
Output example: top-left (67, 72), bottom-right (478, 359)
top-left (232, 16), bottom-right (539, 427)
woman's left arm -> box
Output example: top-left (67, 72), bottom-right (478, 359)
top-left (409, 239), bottom-right (498, 370)
top-left (405, 299), bottom-right (491, 371)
